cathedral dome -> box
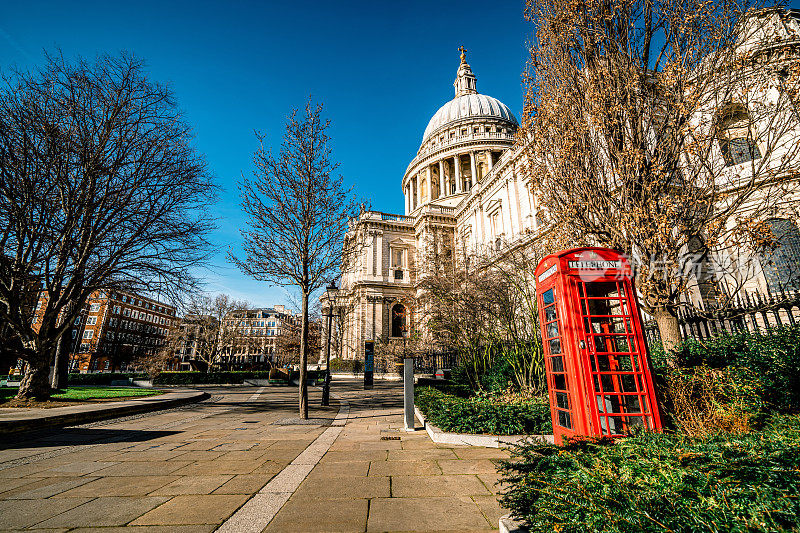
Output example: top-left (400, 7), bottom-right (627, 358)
top-left (419, 48), bottom-right (517, 147)
top-left (402, 49), bottom-right (518, 216)
top-left (421, 93), bottom-right (517, 144)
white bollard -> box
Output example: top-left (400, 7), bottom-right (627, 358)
top-left (403, 357), bottom-right (414, 431)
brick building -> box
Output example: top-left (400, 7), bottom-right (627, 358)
top-left (33, 290), bottom-right (177, 372)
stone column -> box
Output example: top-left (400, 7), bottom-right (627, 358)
top-left (438, 160), bottom-right (445, 199)
top-left (426, 167), bottom-right (432, 203)
top-left (487, 151), bottom-right (494, 171)
top-left (469, 152), bottom-right (477, 190)
top-left (375, 231), bottom-right (383, 279)
top-left (404, 185), bottom-right (409, 214)
top-left (454, 155), bottom-right (462, 193)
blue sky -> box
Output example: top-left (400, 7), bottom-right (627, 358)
top-left (0, 0), bottom-right (531, 309)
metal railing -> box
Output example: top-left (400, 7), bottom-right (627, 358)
top-left (645, 288), bottom-right (800, 344)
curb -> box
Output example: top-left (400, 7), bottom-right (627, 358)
top-left (500, 514), bottom-right (529, 533)
top-left (0, 389), bottom-right (209, 434)
top-left (414, 406), bottom-right (555, 448)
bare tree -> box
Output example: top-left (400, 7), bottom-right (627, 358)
top-left (0, 51), bottom-right (216, 398)
top-left (231, 99), bottom-right (362, 418)
top-left (521, 1), bottom-right (800, 352)
top-left (274, 315), bottom-right (322, 368)
top-left (419, 234), bottom-right (556, 393)
top-left (181, 294), bottom-right (250, 371)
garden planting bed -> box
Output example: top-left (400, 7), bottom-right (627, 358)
top-left (414, 386), bottom-right (554, 447)
top-left (498, 325), bottom-right (800, 532)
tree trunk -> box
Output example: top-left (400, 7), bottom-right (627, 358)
top-left (17, 351), bottom-right (52, 400)
top-left (51, 333), bottom-right (71, 390)
top-left (299, 290), bottom-right (309, 419)
top-left (653, 307), bottom-right (682, 365)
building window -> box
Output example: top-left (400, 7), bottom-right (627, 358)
top-left (83, 330), bottom-right (94, 339)
top-left (391, 248), bottom-right (405, 280)
top-left (89, 303), bottom-right (101, 313)
top-left (32, 316), bottom-right (38, 325)
top-left (490, 209), bottom-right (503, 240)
top-left (391, 304), bottom-right (407, 338)
top-left (717, 104), bottom-right (761, 167)
top-left (762, 218), bottom-right (800, 293)
top-left (86, 316), bottom-right (97, 325)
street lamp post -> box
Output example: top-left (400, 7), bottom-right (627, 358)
top-left (321, 280), bottom-right (337, 406)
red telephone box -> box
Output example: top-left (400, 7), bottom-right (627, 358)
top-left (535, 248), bottom-right (662, 443)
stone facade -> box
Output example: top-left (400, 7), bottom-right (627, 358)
top-left (333, 10), bottom-right (800, 360)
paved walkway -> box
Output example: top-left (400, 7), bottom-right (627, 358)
top-left (0, 389), bottom-right (208, 433)
top-left (0, 380), bottom-right (509, 532)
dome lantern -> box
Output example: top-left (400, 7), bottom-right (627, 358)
top-left (454, 46), bottom-right (477, 97)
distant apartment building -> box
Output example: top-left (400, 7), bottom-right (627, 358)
top-left (172, 315), bottom-right (219, 371)
top-left (33, 290), bottom-right (177, 372)
top-left (219, 305), bottom-right (299, 369)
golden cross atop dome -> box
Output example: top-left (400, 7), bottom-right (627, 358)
top-left (459, 45), bottom-right (467, 63)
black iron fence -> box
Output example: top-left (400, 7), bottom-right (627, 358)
top-left (645, 289), bottom-right (800, 344)
top-left (412, 349), bottom-right (459, 374)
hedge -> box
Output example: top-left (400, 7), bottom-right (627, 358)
top-left (415, 386), bottom-right (551, 435)
top-left (499, 414), bottom-right (800, 532)
top-left (152, 370), bottom-right (325, 385)
top-left (67, 372), bottom-right (147, 385)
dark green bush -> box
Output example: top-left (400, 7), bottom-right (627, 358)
top-left (153, 371), bottom-right (270, 385)
top-left (67, 372), bottom-right (147, 385)
top-left (329, 358), bottom-right (363, 374)
top-left (415, 386), bottom-right (551, 435)
top-left (153, 370), bottom-right (325, 385)
top-left (499, 414), bottom-right (800, 532)
top-left (670, 325), bottom-right (800, 413)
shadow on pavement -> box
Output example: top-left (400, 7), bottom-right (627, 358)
top-left (0, 428), bottom-right (181, 451)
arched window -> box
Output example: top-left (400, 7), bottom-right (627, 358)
top-left (717, 104), bottom-right (761, 167)
top-left (391, 304), bottom-right (407, 338)
top-left (762, 218), bottom-right (800, 293)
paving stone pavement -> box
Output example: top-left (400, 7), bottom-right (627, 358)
top-left (0, 380), bottom-right (510, 532)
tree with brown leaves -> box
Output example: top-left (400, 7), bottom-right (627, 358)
top-left (231, 99), bottom-right (361, 418)
top-left (522, 0), bottom-right (800, 352)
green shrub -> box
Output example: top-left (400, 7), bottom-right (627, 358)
top-left (153, 371), bottom-right (270, 385)
top-left (329, 358), bottom-right (363, 374)
top-left (67, 372), bottom-right (147, 385)
top-left (152, 370), bottom-right (325, 385)
top-left (670, 325), bottom-right (800, 413)
top-left (415, 386), bottom-right (551, 435)
top-left (499, 415), bottom-right (800, 532)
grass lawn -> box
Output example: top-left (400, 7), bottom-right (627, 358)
top-left (0, 386), bottom-right (161, 403)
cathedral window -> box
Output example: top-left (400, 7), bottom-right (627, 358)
top-left (391, 248), bottom-right (406, 280)
top-left (761, 218), bottom-right (800, 293)
top-left (391, 304), bottom-right (408, 338)
top-left (717, 104), bottom-right (761, 167)
top-left (490, 209), bottom-right (504, 240)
